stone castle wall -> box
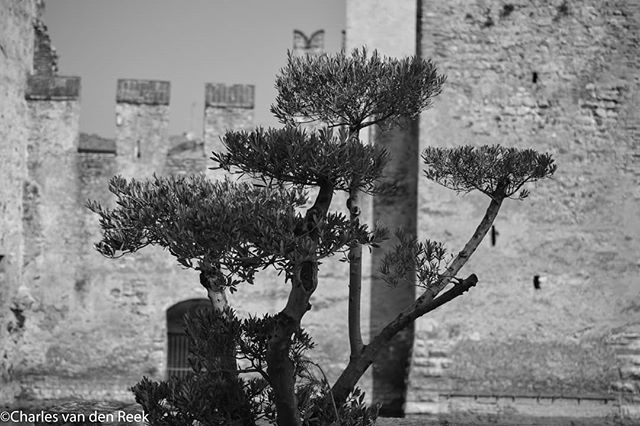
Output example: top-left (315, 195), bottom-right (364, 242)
top-left (0, 0), bottom-right (39, 400)
top-left (203, 83), bottom-right (255, 179)
top-left (404, 0), bottom-right (640, 420)
top-left (115, 79), bottom-right (171, 178)
top-left (1, 12), bottom-right (358, 403)
top-left (6, 78), bottom-right (262, 401)
top-left (2, 0), bottom-right (639, 421)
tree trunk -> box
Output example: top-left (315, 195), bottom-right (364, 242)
top-left (267, 310), bottom-right (304, 426)
top-left (267, 270), bottom-right (316, 426)
top-left (200, 267), bottom-right (229, 313)
top-left (199, 264), bottom-right (237, 374)
top-left (267, 179), bottom-right (334, 425)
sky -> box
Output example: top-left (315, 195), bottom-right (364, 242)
top-left (44, 0), bottom-right (345, 138)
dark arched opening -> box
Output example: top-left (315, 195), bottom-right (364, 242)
top-left (166, 298), bottom-right (210, 379)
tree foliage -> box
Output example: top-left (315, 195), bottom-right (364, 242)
top-left (87, 175), bottom-right (384, 290)
top-left (213, 126), bottom-right (389, 193)
top-left (89, 47), bottom-right (557, 425)
top-left (422, 145), bottom-right (557, 200)
top-left (378, 229), bottom-right (448, 289)
top-left (132, 307), bottom-right (312, 425)
top-left (272, 48), bottom-right (446, 130)
top-left (132, 307), bottom-right (378, 425)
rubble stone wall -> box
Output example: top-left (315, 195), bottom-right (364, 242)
top-left (407, 0), bottom-right (640, 420)
top-left (0, 0), bottom-right (38, 400)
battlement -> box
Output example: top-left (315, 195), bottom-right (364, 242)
top-left (25, 75), bottom-right (81, 100)
top-left (116, 79), bottom-right (170, 105)
top-left (205, 83), bottom-right (255, 108)
top-left (293, 30), bottom-right (325, 56)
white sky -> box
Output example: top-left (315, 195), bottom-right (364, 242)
top-left (45, 0), bottom-right (345, 137)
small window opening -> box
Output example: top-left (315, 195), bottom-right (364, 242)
top-left (500, 4), bottom-right (515, 19)
top-left (533, 275), bottom-right (541, 290)
top-left (532, 72), bottom-right (539, 84)
top-left (135, 140), bottom-right (141, 159)
top-left (490, 226), bottom-right (499, 246)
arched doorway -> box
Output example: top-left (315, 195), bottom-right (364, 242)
top-left (166, 298), bottom-right (211, 379)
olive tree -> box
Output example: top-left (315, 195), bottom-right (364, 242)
top-left (88, 48), bottom-right (555, 425)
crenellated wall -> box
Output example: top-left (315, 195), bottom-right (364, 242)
top-left (6, 78), bottom-right (262, 401)
top-left (203, 83), bottom-right (254, 179)
top-left (0, 10), bottom-right (266, 399)
top-left (115, 79), bottom-right (171, 178)
top-left (1, 15), bottom-right (357, 401)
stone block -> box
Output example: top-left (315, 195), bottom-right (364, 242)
top-left (25, 76), bottom-right (80, 100)
top-left (204, 83), bottom-right (254, 109)
top-left (116, 79), bottom-right (170, 105)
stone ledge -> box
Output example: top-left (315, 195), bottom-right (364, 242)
top-left (25, 76), bottom-right (81, 100)
top-left (205, 83), bottom-right (254, 108)
top-left (404, 393), bottom-right (631, 423)
top-left (116, 79), bottom-right (170, 105)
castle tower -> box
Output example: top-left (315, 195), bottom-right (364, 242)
top-left (346, 0), bottom-right (420, 415)
top-left (21, 75), bottom-right (82, 396)
top-left (292, 30), bottom-right (325, 56)
top-left (115, 79), bottom-right (171, 177)
top-left (203, 83), bottom-right (255, 179)
top-left (24, 75), bottom-right (82, 267)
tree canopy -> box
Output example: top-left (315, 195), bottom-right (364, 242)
top-left (88, 47), bottom-right (556, 425)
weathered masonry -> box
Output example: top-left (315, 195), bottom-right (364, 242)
top-left (0, 8), bottom-right (356, 403)
top-left (0, 0), bottom-right (639, 422)
top-left (348, 0), bottom-right (640, 421)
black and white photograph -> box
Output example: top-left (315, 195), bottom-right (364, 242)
top-left (0, 0), bottom-right (638, 424)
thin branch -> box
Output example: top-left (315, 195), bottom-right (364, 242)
top-left (346, 121), bottom-right (365, 360)
top-left (373, 195), bottom-right (504, 343)
top-left (331, 196), bottom-right (505, 405)
top-left (331, 273), bottom-right (479, 405)
top-left (347, 187), bottom-right (364, 359)
top-left (420, 195), bottom-right (504, 304)
top-left (357, 110), bottom-right (399, 130)
top-left (326, 121), bottom-right (350, 129)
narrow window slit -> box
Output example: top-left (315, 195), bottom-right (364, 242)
top-left (491, 226), bottom-right (498, 246)
top-left (533, 275), bottom-right (541, 290)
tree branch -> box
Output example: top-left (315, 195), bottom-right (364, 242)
top-left (198, 263), bottom-right (238, 377)
top-left (267, 179), bottom-right (334, 426)
top-left (199, 263), bottom-right (230, 314)
top-left (416, 195), bottom-right (503, 307)
top-left (358, 112), bottom-right (396, 130)
top-left (331, 273), bottom-right (478, 405)
top-left (347, 188), bottom-right (364, 359)
top-left (345, 123), bottom-right (366, 361)
top-left (331, 196), bottom-right (504, 405)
